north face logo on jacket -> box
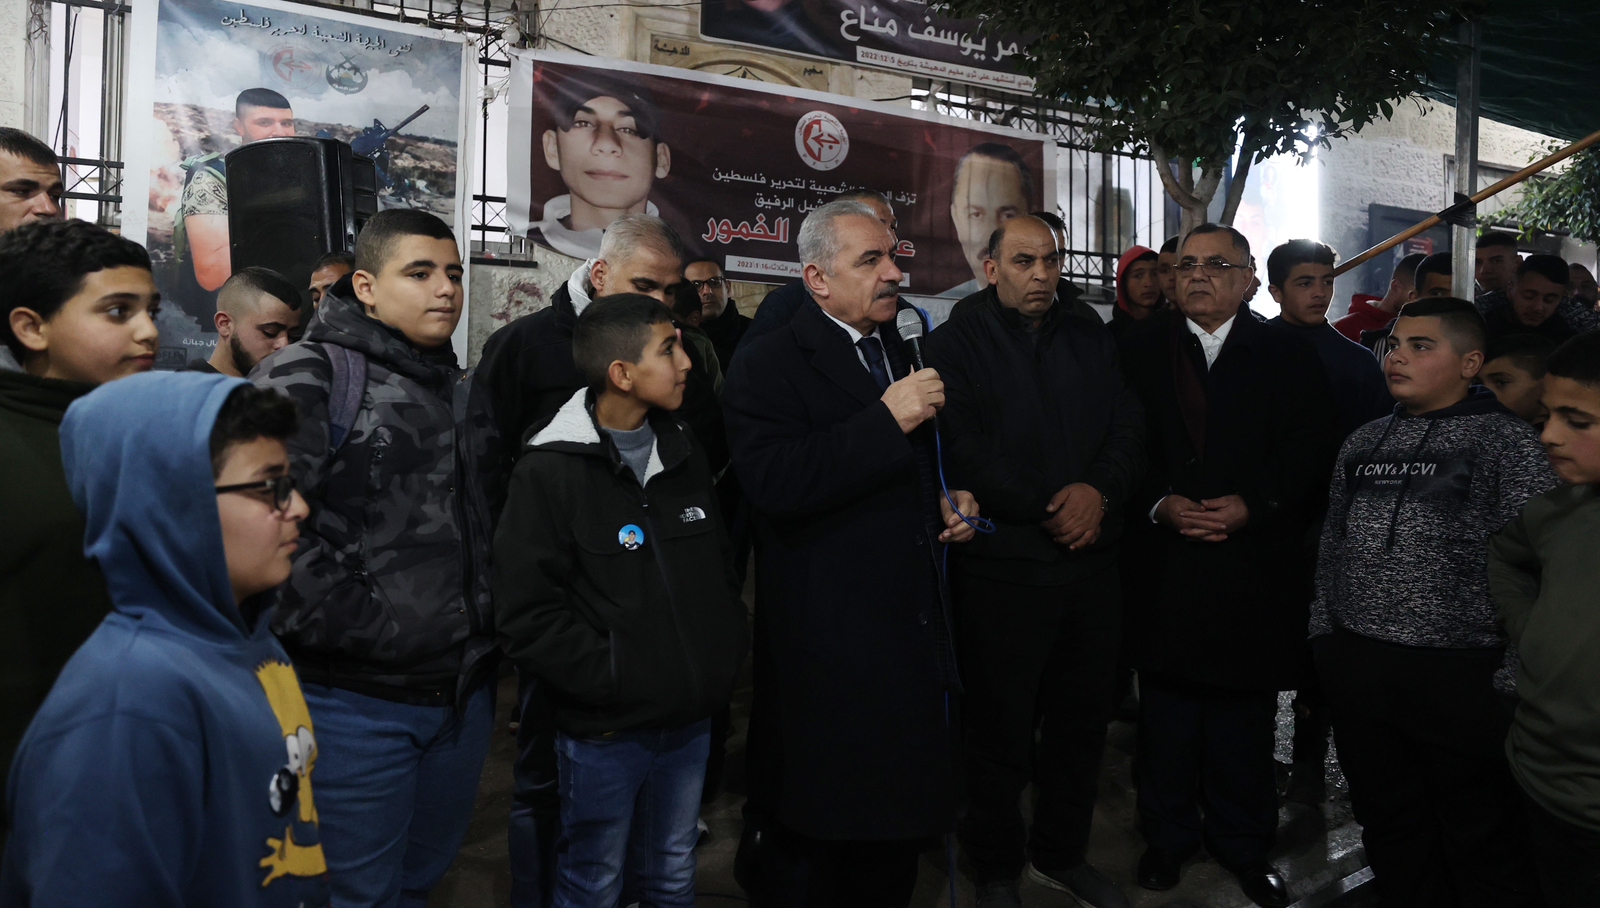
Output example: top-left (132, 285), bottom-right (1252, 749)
top-left (680, 506), bottom-right (707, 523)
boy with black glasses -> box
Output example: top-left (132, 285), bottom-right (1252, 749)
top-left (4, 374), bottom-right (329, 907)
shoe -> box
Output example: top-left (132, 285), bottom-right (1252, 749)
top-left (1135, 847), bottom-right (1181, 891)
top-left (975, 879), bottom-right (1022, 908)
top-left (733, 819), bottom-right (761, 895)
top-left (1225, 862), bottom-right (1290, 907)
top-left (1027, 861), bottom-right (1131, 908)
top-left (695, 817), bottom-right (712, 849)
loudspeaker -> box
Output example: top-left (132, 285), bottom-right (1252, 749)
top-left (225, 137), bottom-right (379, 300)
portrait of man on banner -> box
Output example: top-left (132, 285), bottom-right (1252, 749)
top-left (530, 71), bottom-right (673, 260)
top-left (509, 52), bottom-right (1051, 304)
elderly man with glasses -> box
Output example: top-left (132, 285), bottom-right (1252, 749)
top-left (1116, 224), bottom-right (1340, 907)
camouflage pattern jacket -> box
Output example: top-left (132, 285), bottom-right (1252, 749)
top-left (253, 287), bottom-right (505, 706)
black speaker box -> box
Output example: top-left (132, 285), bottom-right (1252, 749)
top-left (225, 137), bottom-right (378, 301)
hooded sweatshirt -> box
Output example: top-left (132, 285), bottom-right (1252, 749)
top-left (1310, 386), bottom-right (1557, 647)
top-left (1111, 245), bottom-right (1163, 337)
top-left (0, 363), bottom-right (108, 786)
top-left (2, 372), bottom-right (329, 907)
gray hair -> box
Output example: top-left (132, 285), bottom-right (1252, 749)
top-left (798, 200), bottom-right (879, 274)
top-left (597, 213), bottom-right (687, 266)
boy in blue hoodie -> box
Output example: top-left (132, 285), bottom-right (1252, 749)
top-left (493, 294), bottom-right (749, 908)
top-left (2, 373), bottom-right (328, 907)
top-left (1311, 298), bottom-right (1553, 907)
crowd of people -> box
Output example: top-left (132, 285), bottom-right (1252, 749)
top-left (4, 118), bottom-right (1600, 908)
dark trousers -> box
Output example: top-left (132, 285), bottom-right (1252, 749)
top-left (1522, 787), bottom-right (1600, 905)
top-left (509, 670), bottom-right (560, 908)
top-left (754, 821), bottom-right (921, 908)
top-left (1316, 630), bottom-right (1540, 908)
top-left (1135, 676), bottom-right (1278, 868)
top-left (954, 568), bottom-right (1120, 882)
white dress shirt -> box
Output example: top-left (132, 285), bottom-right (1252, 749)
top-left (1150, 314), bottom-right (1239, 520)
top-left (1185, 314), bottom-right (1236, 369)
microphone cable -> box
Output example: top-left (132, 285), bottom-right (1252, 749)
top-left (898, 306), bottom-right (994, 908)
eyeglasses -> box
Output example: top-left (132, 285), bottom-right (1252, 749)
top-left (215, 474), bottom-right (297, 513)
top-left (1174, 257), bottom-right (1253, 277)
top-left (689, 277), bottom-right (725, 291)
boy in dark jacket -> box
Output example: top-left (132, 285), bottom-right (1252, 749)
top-left (0, 218), bottom-right (159, 786)
top-left (252, 210), bottom-right (505, 906)
top-left (1489, 331), bottom-right (1600, 904)
top-left (1312, 298), bottom-right (1552, 908)
top-left (4, 374), bottom-right (327, 907)
top-left (493, 294), bottom-right (749, 907)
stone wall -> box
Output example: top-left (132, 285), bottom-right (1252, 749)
top-left (0, 0), bottom-right (31, 128)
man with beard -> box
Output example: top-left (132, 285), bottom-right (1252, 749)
top-left (187, 267), bottom-right (303, 377)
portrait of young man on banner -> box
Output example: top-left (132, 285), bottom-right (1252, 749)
top-left (530, 71), bottom-right (672, 260)
top-left (121, 0), bottom-right (472, 367)
top-left (508, 51), bottom-right (1052, 314)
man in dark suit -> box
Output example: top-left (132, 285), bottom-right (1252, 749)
top-left (1119, 224), bottom-right (1338, 908)
top-left (928, 216), bottom-right (1144, 908)
top-left (723, 199), bottom-right (981, 906)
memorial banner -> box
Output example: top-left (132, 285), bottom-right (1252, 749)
top-left (508, 50), bottom-right (1053, 301)
top-left (121, 0), bottom-right (475, 366)
top-left (700, 0), bottom-right (1036, 92)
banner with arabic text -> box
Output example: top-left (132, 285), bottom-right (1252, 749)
top-left (700, 0), bottom-right (1035, 92)
top-left (507, 50), bottom-right (1053, 300)
top-left (121, 0), bottom-right (475, 367)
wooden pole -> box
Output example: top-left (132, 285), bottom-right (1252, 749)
top-left (1334, 125), bottom-right (1600, 277)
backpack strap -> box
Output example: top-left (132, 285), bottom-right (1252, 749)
top-left (320, 342), bottom-right (368, 454)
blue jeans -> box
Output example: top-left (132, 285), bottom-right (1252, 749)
top-left (554, 719), bottom-right (711, 908)
top-left (303, 682), bottom-right (495, 908)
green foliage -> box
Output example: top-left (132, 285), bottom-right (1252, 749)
top-left (942, 0), bottom-right (1480, 218)
top-left (1499, 143), bottom-right (1600, 245)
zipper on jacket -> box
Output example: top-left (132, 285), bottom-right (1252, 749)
top-left (635, 465), bottom-right (705, 710)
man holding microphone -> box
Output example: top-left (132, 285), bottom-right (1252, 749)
top-left (723, 199), bottom-right (980, 906)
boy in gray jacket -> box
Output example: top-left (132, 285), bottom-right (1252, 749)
top-left (1311, 298), bottom-right (1553, 908)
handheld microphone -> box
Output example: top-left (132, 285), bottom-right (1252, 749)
top-left (895, 308), bottom-right (928, 371)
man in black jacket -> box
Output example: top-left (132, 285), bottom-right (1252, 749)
top-left (724, 199), bottom-right (981, 906)
top-left (688, 257), bottom-right (752, 369)
top-left (927, 216), bottom-right (1144, 908)
top-left (1119, 224), bottom-right (1339, 907)
top-left (476, 213), bottom-right (723, 908)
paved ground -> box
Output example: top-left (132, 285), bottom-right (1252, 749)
top-left (430, 575), bottom-right (1371, 908)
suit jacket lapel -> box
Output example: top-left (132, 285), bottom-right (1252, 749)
top-left (791, 297), bottom-right (884, 409)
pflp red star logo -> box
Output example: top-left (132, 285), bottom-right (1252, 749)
top-left (794, 111), bottom-right (849, 171)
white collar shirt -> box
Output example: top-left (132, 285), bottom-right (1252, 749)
top-left (1185, 314), bottom-right (1237, 369)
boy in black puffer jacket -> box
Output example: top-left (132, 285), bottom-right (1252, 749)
top-left (493, 294), bottom-right (749, 907)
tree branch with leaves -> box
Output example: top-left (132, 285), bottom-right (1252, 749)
top-left (942, 0), bottom-right (1480, 234)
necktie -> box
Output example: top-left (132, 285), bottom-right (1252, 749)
top-left (857, 336), bottom-right (891, 392)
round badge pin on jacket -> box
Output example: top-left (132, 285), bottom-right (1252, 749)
top-left (618, 524), bottom-right (644, 551)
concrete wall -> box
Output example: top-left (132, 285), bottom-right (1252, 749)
top-left (0, 0), bottom-right (31, 128)
top-left (1319, 98), bottom-right (1596, 316)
